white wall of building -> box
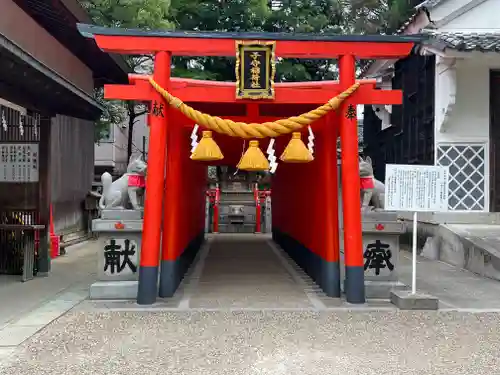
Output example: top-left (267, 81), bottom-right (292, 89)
top-left (435, 57), bottom-right (500, 144)
top-left (95, 114), bottom-right (149, 174)
top-left (438, 0), bottom-right (500, 31)
top-left (430, 0), bottom-right (500, 212)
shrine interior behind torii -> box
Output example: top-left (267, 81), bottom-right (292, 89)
top-left (79, 24), bottom-right (424, 306)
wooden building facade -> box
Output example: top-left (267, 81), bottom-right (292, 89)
top-left (0, 0), bottom-right (128, 279)
top-left (363, 52), bottom-right (435, 181)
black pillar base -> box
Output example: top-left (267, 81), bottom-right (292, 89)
top-left (345, 265), bottom-right (366, 304)
top-left (273, 228), bottom-right (341, 298)
top-left (37, 230), bottom-right (51, 274)
top-left (137, 266), bottom-right (159, 305)
top-left (159, 232), bottom-right (204, 298)
top-left (320, 260), bottom-right (341, 298)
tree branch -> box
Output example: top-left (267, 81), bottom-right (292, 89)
top-left (134, 109), bottom-right (149, 117)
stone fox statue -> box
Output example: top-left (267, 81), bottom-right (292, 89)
top-left (99, 155), bottom-right (147, 210)
top-left (359, 156), bottom-right (385, 211)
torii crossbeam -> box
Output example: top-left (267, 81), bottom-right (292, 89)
top-left (78, 23), bottom-right (425, 305)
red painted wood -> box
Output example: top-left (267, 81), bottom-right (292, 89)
top-left (105, 76), bottom-right (401, 105)
top-left (140, 51), bottom-right (170, 268)
top-left (94, 34), bottom-right (414, 59)
top-left (339, 55), bottom-right (364, 269)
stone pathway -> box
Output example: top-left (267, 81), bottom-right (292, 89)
top-left (2, 310), bottom-right (500, 374)
top-left (3, 234), bottom-right (500, 373)
top-left (188, 235), bottom-right (317, 309)
top-left (398, 246), bottom-right (500, 311)
top-left (0, 241), bottom-right (98, 363)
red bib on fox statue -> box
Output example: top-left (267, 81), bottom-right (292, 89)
top-left (128, 175), bottom-right (146, 188)
top-left (360, 176), bottom-right (374, 189)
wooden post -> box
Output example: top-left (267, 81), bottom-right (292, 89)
top-left (321, 112), bottom-right (341, 297)
top-left (137, 51), bottom-right (170, 305)
top-left (37, 115), bottom-right (52, 275)
top-left (339, 54), bottom-right (365, 304)
top-left (159, 102), bottom-right (183, 297)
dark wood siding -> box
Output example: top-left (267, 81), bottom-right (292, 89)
top-left (363, 53), bottom-right (435, 182)
top-left (490, 70), bottom-right (500, 212)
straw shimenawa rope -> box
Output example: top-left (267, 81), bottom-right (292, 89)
top-left (148, 78), bottom-right (360, 139)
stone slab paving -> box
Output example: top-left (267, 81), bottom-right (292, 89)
top-left (398, 246), bottom-right (500, 310)
top-left (188, 235), bottom-right (314, 309)
top-left (0, 241), bottom-right (98, 363)
top-left (0, 241), bottom-right (97, 328)
top-left (5, 235), bottom-right (500, 373)
top-left (1, 310), bottom-right (500, 374)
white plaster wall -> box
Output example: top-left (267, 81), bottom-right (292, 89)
top-left (437, 59), bottom-right (483, 143)
top-left (435, 57), bottom-right (500, 143)
top-left (434, 56), bottom-right (500, 212)
top-left (130, 115), bottom-right (149, 161)
top-left (428, 0), bottom-right (474, 22)
top-left (438, 0), bottom-right (500, 31)
top-left (94, 114), bottom-right (148, 173)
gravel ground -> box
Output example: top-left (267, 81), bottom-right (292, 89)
top-left (1, 310), bottom-right (499, 375)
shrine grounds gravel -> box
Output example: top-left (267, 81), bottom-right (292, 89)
top-left (1, 310), bottom-right (499, 375)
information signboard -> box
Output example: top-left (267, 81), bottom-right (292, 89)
top-left (384, 164), bottom-right (449, 212)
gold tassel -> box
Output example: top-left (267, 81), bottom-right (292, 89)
top-left (190, 130), bottom-right (224, 161)
top-left (280, 132), bottom-right (314, 163)
top-left (237, 140), bottom-right (270, 171)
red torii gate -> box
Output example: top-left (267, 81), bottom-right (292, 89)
top-left (79, 24), bottom-right (422, 305)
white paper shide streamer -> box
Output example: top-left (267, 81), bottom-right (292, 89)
top-left (190, 124), bottom-right (199, 153)
top-left (266, 138), bottom-right (278, 173)
top-left (1, 110), bottom-right (6, 132)
top-left (307, 126), bottom-right (315, 155)
top-left (34, 114), bottom-right (39, 138)
top-left (19, 114), bottom-right (24, 137)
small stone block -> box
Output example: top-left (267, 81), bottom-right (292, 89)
top-left (101, 209), bottom-right (142, 220)
top-left (390, 290), bottom-right (439, 310)
top-left (365, 280), bottom-right (406, 299)
top-left (90, 281), bottom-right (138, 300)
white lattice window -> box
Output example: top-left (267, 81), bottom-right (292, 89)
top-left (436, 143), bottom-right (486, 211)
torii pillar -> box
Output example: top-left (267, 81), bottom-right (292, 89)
top-left (339, 54), bottom-right (365, 303)
top-left (137, 51), bottom-right (171, 304)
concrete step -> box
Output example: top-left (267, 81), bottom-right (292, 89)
top-left (413, 223), bottom-right (500, 282)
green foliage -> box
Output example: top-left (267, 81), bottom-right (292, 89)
top-left (83, 0), bottom-right (414, 144)
top-left (81, 0), bottom-right (174, 30)
top-left (93, 88), bottom-right (126, 143)
top-left (169, 0), bottom-right (414, 82)
top-left (81, 0), bottom-right (174, 150)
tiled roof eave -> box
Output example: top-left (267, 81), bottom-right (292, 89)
top-left (423, 31), bottom-right (500, 53)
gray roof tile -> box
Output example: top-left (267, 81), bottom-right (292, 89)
top-left (426, 31), bottom-right (500, 52)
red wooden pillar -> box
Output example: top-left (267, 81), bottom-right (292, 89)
top-left (339, 54), bottom-right (365, 304)
top-left (137, 51), bottom-right (171, 305)
top-left (320, 112), bottom-right (341, 297)
top-left (160, 90), bottom-right (183, 297)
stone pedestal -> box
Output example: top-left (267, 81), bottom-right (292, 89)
top-left (89, 210), bottom-right (143, 299)
top-left (340, 211), bottom-right (406, 299)
top-left (390, 290), bottom-right (439, 310)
